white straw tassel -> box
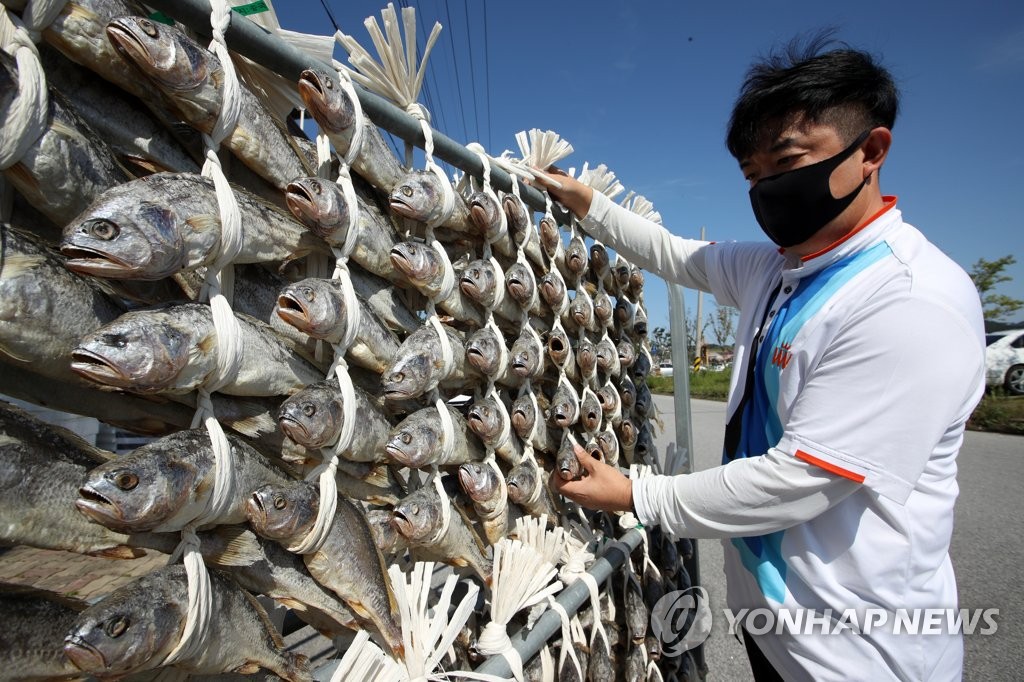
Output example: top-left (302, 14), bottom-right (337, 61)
top-left (476, 540), bottom-right (563, 681)
top-left (331, 630), bottom-right (404, 682)
top-left (515, 129), bottom-right (574, 171)
top-left (620, 191), bottom-right (663, 225)
top-left (576, 162), bottom-right (625, 201)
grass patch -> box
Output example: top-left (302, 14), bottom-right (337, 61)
top-left (650, 374), bottom-right (1024, 437)
top-left (967, 392), bottom-right (1024, 436)
top-left (648, 370), bottom-right (732, 401)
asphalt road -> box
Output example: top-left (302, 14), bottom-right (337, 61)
top-left (651, 395), bottom-right (1023, 681)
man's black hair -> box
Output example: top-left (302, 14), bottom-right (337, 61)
top-left (726, 30), bottom-right (900, 160)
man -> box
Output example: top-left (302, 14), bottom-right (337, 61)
top-left (540, 37), bottom-right (985, 681)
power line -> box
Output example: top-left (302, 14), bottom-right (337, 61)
top-left (482, 0), bottom-right (492, 152)
top-left (442, 0), bottom-right (470, 144)
top-left (318, 0), bottom-right (340, 32)
top-left (461, 0), bottom-right (480, 143)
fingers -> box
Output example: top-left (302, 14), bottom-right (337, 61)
top-left (572, 443), bottom-right (597, 475)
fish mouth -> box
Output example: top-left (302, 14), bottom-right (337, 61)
top-left (457, 464), bottom-right (483, 498)
top-left (61, 245), bottom-right (137, 277)
top-left (75, 485), bottom-right (121, 524)
top-left (388, 193), bottom-right (417, 219)
top-left (458, 274), bottom-right (481, 298)
top-left (106, 21), bottom-right (152, 69)
top-left (284, 182), bottom-right (323, 231)
top-left (510, 409), bottom-right (529, 434)
top-left (383, 441), bottom-right (417, 467)
top-left (70, 349), bottom-right (134, 387)
top-left (275, 293), bottom-right (313, 331)
top-left (245, 493), bottom-right (268, 531)
top-left (390, 509), bottom-right (412, 537)
top-left (277, 415), bottom-right (311, 445)
top-left (64, 634), bottom-right (107, 672)
top-left (468, 203), bottom-right (497, 233)
top-left (297, 71), bottom-right (350, 130)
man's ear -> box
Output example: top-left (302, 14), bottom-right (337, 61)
top-left (862, 127), bottom-right (892, 177)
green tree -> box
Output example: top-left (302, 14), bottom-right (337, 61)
top-left (969, 256), bottom-right (1024, 322)
top-left (651, 326), bottom-right (671, 364)
top-left (709, 305), bottom-right (738, 347)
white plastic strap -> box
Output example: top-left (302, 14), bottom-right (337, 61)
top-left (425, 472), bottom-right (452, 545)
top-left (547, 597), bottom-right (583, 681)
top-left (548, 267), bottom-right (570, 316)
top-left (162, 528), bottom-right (212, 665)
top-left (436, 397), bottom-right (456, 464)
top-left (429, 237), bottom-right (456, 301)
top-left (289, 456), bottom-right (339, 554)
top-left (427, 315), bottom-right (454, 377)
top-left (333, 66), bottom-right (365, 166)
top-left (329, 259), bottom-right (361, 353)
top-left (487, 256), bottom-right (506, 311)
top-left (578, 570), bottom-right (609, 653)
top-left (471, 147), bottom-right (507, 243)
top-left (487, 386), bottom-right (512, 453)
top-left (485, 318), bottom-right (508, 377)
top-left (485, 455), bottom-right (507, 517)
top-left (0, 9), bottom-right (47, 170)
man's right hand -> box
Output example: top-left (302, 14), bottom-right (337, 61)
top-left (532, 166), bottom-right (595, 220)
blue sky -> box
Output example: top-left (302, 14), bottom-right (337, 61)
top-left (277, 0), bottom-right (1024, 337)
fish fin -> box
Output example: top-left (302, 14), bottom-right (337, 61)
top-left (121, 155), bottom-right (171, 176)
top-left (453, 502), bottom-right (490, 557)
top-left (196, 330), bottom-right (218, 354)
top-left (240, 588), bottom-right (286, 647)
top-left (184, 214), bottom-right (220, 235)
top-left (0, 346), bottom-right (33, 363)
top-left (346, 599), bottom-right (373, 621)
top-left (4, 163), bottom-right (39, 196)
top-left (0, 252), bottom-right (46, 279)
top-left (204, 526), bottom-right (264, 566)
top-left (89, 545), bottom-right (146, 560)
top-left (233, 662), bottom-right (261, 675)
top-left (282, 653), bottom-right (312, 682)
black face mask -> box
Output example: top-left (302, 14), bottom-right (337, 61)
top-left (748, 130), bottom-right (871, 248)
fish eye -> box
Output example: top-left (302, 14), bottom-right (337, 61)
top-left (88, 219), bottom-right (120, 241)
top-left (401, 186), bottom-right (413, 197)
top-left (324, 78), bottom-right (334, 90)
top-left (101, 332), bottom-right (128, 349)
top-left (113, 471), bottom-right (138, 490)
top-left (411, 504), bottom-right (420, 515)
top-left (391, 372), bottom-right (404, 382)
top-left (139, 19), bottom-right (158, 38)
top-left (301, 287), bottom-right (315, 301)
top-left (273, 493), bottom-right (287, 510)
top-left (400, 432), bottom-right (412, 444)
top-left (106, 615), bottom-right (129, 638)
top-left (310, 180), bottom-right (322, 194)
top-left (302, 403), bottom-right (316, 417)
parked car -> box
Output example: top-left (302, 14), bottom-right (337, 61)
top-left (658, 363), bottom-right (673, 377)
top-left (985, 329), bottom-right (1024, 395)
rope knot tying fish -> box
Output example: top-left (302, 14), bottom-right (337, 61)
top-left (0, 8), bottom-right (48, 171)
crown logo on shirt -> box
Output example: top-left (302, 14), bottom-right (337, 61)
top-left (771, 342), bottom-right (793, 370)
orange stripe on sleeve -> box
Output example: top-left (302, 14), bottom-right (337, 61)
top-left (795, 449), bottom-right (866, 483)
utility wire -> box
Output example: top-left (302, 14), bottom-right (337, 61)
top-left (461, 0), bottom-right (481, 143)
top-left (442, 0), bottom-right (470, 144)
top-left (318, 0), bottom-right (340, 31)
top-left (481, 0), bottom-right (493, 152)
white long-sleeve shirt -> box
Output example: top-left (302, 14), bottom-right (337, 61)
top-left (580, 190), bottom-right (986, 682)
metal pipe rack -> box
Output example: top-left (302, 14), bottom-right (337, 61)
top-left (143, 0), bottom-right (702, 675)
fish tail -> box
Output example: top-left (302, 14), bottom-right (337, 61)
top-left (281, 652), bottom-right (312, 682)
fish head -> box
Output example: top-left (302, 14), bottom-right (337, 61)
top-left (618, 417), bottom-right (638, 447)
top-left (595, 339), bottom-right (616, 370)
top-left (636, 424), bottom-right (654, 462)
top-left (467, 399), bottom-right (501, 442)
top-left (556, 438), bottom-right (583, 481)
top-left (585, 437), bottom-right (605, 463)
top-left (64, 572), bottom-right (180, 676)
top-left (545, 328), bottom-right (571, 366)
top-left (467, 191), bottom-right (503, 238)
top-left (619, 376), bottom-right (637, 409)
top-left (510, 334), bottom-right (541, 378)
top-left (613, 261), bottom-right (632, 289)
top-left (549, 388), bottom-right (578, 428)
top-left (631, 351), bottom-right (652, 381)
top-left (389, 171), bottom-right (441, 223)
top-left (505, 462), bottom-right (538, 505)
top-left (465, 327), bottom-right (502, 375)
top-left (505, 263), bottom-right (534, 304)
top-left (570, 292), bottom-right (593, 327)
top-left (384, 414), bottom-right (438, 468)
top-left (277, 382), bottom-right (344, 450)
top-left (459, 259), bottom-right (496, 306)
top-left (458, 462), bottom-right (498, 502)
top-left (577, 338), bottom-right (597, 368)
top-left (76, 446), bottom-right (194, 534)
top-left (62, 198), bottom-right (184, 280)
top-left (565, 235), bottom-right (588, 274)
top-left (106, 17), bottom-right (208, 92)
top-left (580, 394), bottom-right (602, 433)
top-left (593, 291), bottom-right (613, 323)
top-left (617, 340), bottom-right (637, 368)
top-left (589, 243), bottom-right (610, 277)
top-left (510, 394), bottom-right (536, 437)
top-left (286, 177), bottom-right (351, 239)
top-left (298, 68), bottom-right (356, 133)
top-left (538, 272), bottom-right (565, 308)
top-left (71, 312), bottom-right (192, 392)
top-left (538, 216), bottom-right (561, 257)
top-left (597, 429), bottom-right (619, 460)
top-left (389, 240), bottom-right (440, 286)
top-left (246, 481), bottom-right (318, 543)
top-left (276, 279), bottom-right (345, 339)
top-left (381, 352), bottom-right (432, 401)
top-left (629, 264), bottom-right (644, 293)
top-left (596, 385), bottom-right (621, 416)
top-left (391, 488), bottom-right (441, 542)
top-left (502, 194), bottom-right (530, 233)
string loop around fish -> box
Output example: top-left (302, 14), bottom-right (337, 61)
top-left (0, 7), bottom-right (48, 171)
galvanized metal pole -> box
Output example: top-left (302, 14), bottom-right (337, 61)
top-left (474, 528), bottom-right (644, 677)
top-left (143, 0), bottom-right (561, 218)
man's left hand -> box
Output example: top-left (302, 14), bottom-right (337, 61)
top-left (550, 444), bottom-right (635, 513)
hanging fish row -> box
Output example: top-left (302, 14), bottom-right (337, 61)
top-left (0, 1), bottom-right (699, 680)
